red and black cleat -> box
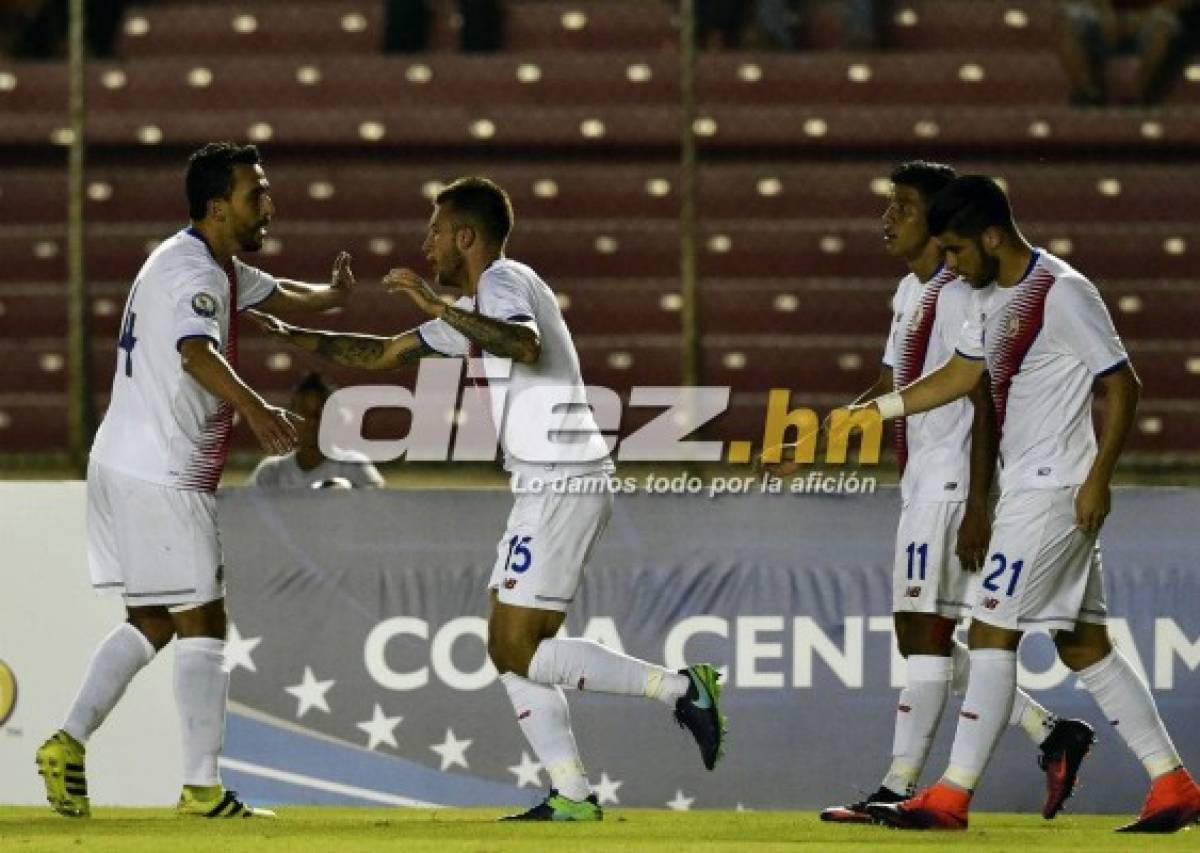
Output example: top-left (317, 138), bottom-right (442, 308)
top-left (1038, 717), bottom-right (1095, 819)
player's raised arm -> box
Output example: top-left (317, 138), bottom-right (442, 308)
top-left (178, 337), bottom-right (300, 455)
top-left (253, 251), bottom-right (356, 315)
top-left (861, 352), bottom-right (984, 420)
top-left (246, 310), bottom-right (435, 370)
top-left (384, 267), bottom-right (541, 364)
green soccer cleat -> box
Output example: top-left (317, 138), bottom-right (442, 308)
top-left (177, 786), bottom-right (277, 818)
top-left (500, 790), bottom-right (603, 822)
top-left (35, 730), bottom-right (90, 818)
top-left (674, 663), bottom-right (728, 771)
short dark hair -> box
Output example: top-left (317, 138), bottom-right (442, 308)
top-left (292, 371), bottom-right (333, 399)
top-left (435, 176), bottom-right (514, 246)
top-left (927, 174), bottom-right (1016, 239)
top-left (186, 142), bottom-right (261, 220)
top-left (890, 160), bottom-right (957, 205)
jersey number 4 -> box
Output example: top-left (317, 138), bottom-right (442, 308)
top-left (119, 311), bottom-right (138, 377)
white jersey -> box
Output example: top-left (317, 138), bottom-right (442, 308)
top-left (248, 450), bottom-right (384, 489)
top-left (883, 267), bottom-right (974, 502)
top-left (417, 258), bottom-right (614, 485)
top-left (90, 228), bottom-right (278, 492)
top-left (956, 250), bottom-right (1128, 494)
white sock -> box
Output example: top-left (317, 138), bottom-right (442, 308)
top-left (944, 649), bottom-right (1017, 791)
top-left (62, 623), bottom-right (156, 744)
top-left (500, 673), bottom-right (590, 800)
top-left (882, 654), bottom-right (952, 796)
top-left (951, 638), bottom-right (1056, 745)
top-left (949, 638), bottom-right (971, 696)
top-left (1078, 650), bottom-right (1181, 780)
top-left (527, 638), bottom-right (688, 705)
top-left (1009, 688), bottom-right (1057, 745)
top-left (174, 637), bottom-right (229, 787)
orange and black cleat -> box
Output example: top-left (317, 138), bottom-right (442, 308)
top-left (867, 782), bottom-right (970, 831)
top-left (1116, 767), bottom-right (1200, 834)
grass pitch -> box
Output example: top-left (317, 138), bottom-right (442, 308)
top-left (0, 807), bottom-right (1195, 852)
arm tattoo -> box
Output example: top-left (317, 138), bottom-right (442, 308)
top-left (394, 338), bottom-right (435, 366)
top-left (442, 306), bottom-right (538, 362)
top-left (312, 331), bottom-right (434, 369)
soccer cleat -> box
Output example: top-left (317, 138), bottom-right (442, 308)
top-left (820, 785), bottom-right (906, 823)
top-left (177, 786), bottom-right (277, 818)
top-left (1115, 767), bottom-right (1200, 833)
top-left (867, 782), bottom-right (970, 830)
top-left (500, 790), bottom-right (603, 822)
top-left (673, 664), bottom-right (727, 771)
top-left (35, 730), bottom-right (91, 818)
top-left (1037, 717), bottom-right (1095, 819)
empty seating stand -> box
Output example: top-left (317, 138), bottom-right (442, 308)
top-left (0, 0), bottom-right (1196, 461)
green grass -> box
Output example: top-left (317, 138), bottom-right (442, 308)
top-left (0, 807), bottom-right (1195, 852)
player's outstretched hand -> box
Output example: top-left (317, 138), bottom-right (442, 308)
top-left (1074, 477), bottom-right (1110, 537)
top-left (244, 401), bottom-right (303, 456)
top-left (383, 268), bottom-right (443, 315)
top-left (755, 447), bottom-right (802, 478)
top-left (330, 251), bottom-right (355, 304)
top-left (955, 500), bottom-right (991, 572)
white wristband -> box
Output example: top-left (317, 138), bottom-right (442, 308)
top-left (875, 392), bottom-right (905, 419)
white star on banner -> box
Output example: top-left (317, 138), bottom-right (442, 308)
top-left (222, 622), bottom-right (262, 674)
top-left (285, 666), bottom-right (335, 718)
top-left (355, 704), bottom-right (403, 751)
top-left (430, 728), bottom-right (472, 771)
top-left (507, 751), bottom-right (542, 788)
top-left (592, 771), bottom-right (622, 806)
top-left (666, 789), bottom-right (695, 811)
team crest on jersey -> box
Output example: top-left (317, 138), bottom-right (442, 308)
top-left (191, 293), bottom-right (217, 318)
top-left (1004, 312), bottom-right (1021, 339)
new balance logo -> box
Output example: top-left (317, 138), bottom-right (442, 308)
top-left (983, 597), bottom-right (1000, 610)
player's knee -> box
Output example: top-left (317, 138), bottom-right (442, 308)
top-left (895, 615), bottom-right (955, 657)
top-left (171, 598), bottom-right (227, 639)
top-left (488, 637), bottom-right (533, 677)
top-left (126, 613), bottom-right (174, 650)
top-left (1054, 628), bottom-right (1112, 671)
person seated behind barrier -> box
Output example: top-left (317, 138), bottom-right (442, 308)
top-left (755, 0), bottom-right (883, 50)
top-left (248, 372), bottom-right (384, 489)
top-left (1056, 0), bottom-right (1199, 105)
top-left (384, 0), bottom-right (503, 53)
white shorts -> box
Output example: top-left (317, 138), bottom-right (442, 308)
top-left (969, 487), bottom-right (1107, 633)
top-left (892, 500), bottom-right (972, 619)
top-left (87, 460), bottom-right (225, 608)
top-left (488, 475), bottom-right (614, 612)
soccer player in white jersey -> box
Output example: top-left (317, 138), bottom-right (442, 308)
top-left (810, 162), bottom-right (1093, 824)
top-left (248, 372), bottom-right (384, 490)
top-left (252, 177), bottom-right (726, 821)
top-left (36, 142), bottom-right (357, 819)
top-left (862, 175), bottom-right (1200, 832)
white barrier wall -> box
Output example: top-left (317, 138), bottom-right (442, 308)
top-left (0, 483), bottom-right (180, 806)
